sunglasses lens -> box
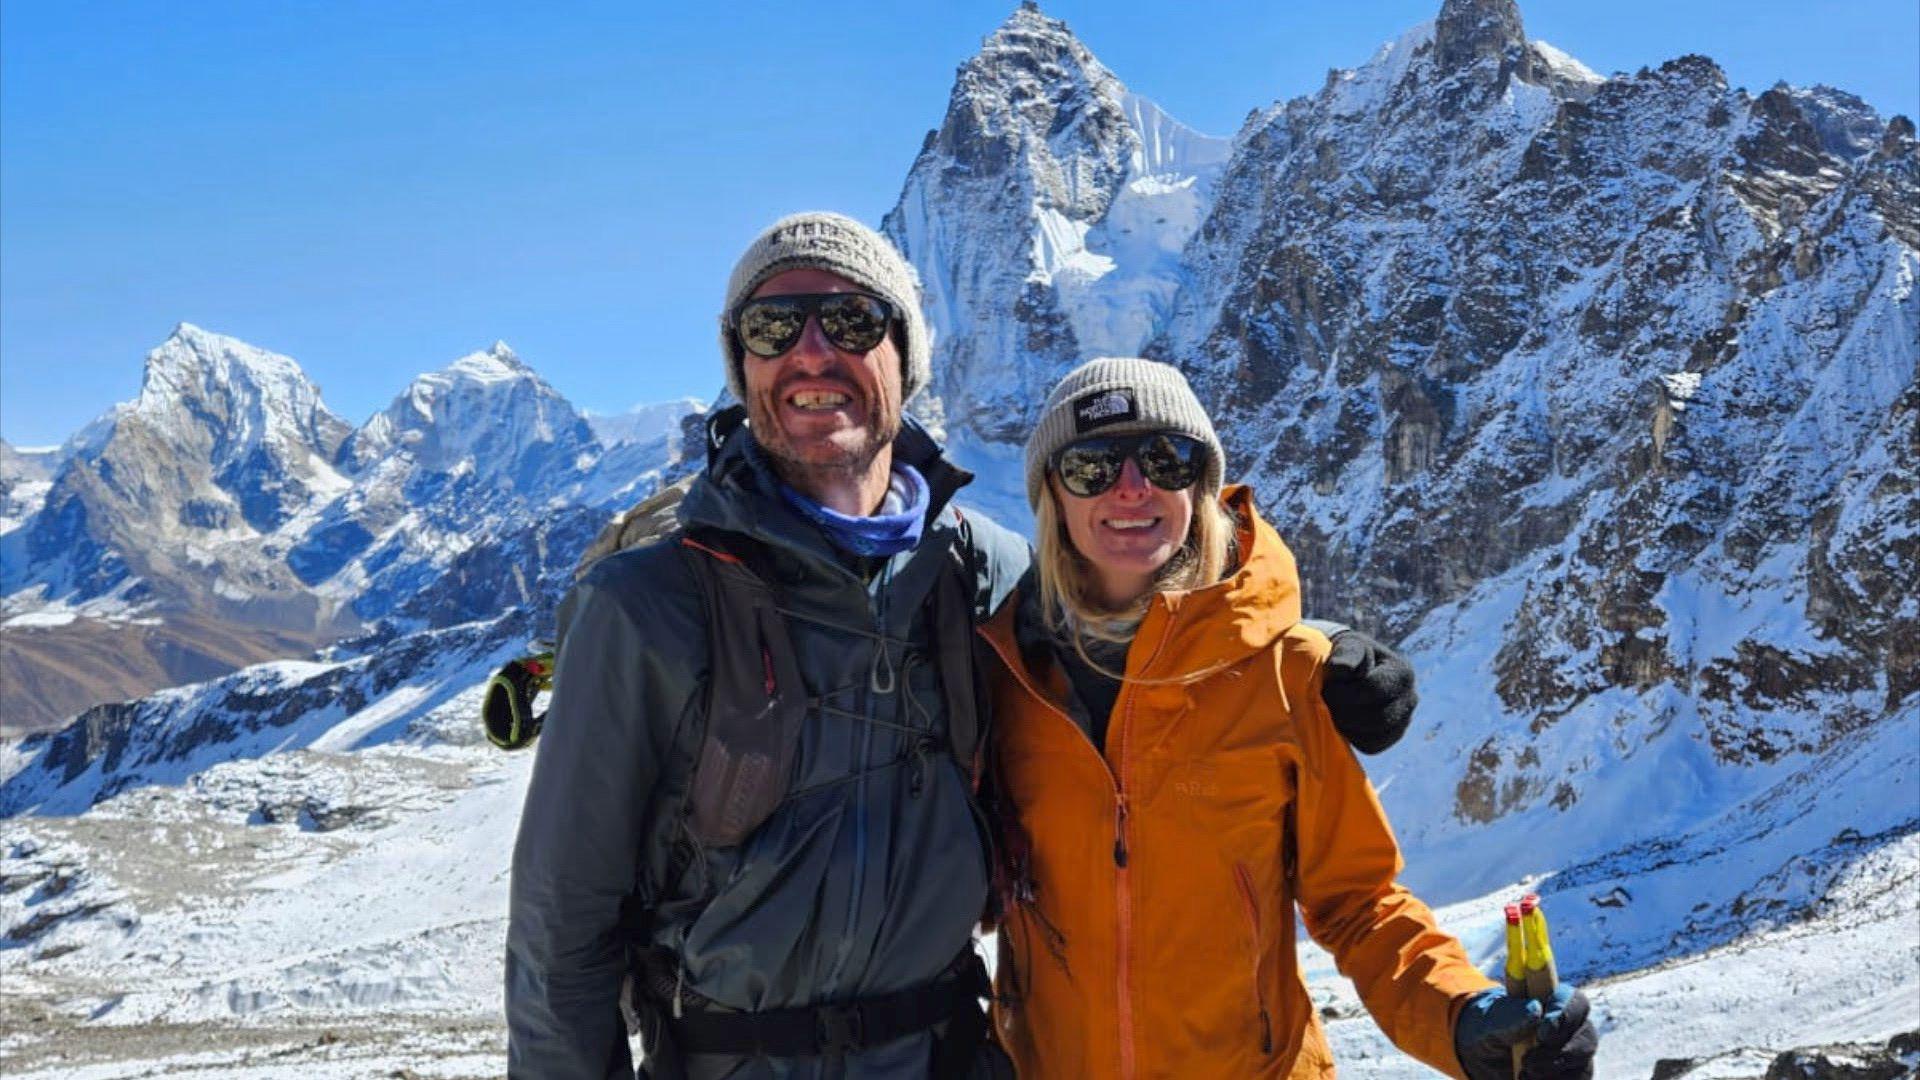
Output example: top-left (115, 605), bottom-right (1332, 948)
top-left (735, 294), bottom-right (893, 358)
top-left (1137, 434), bottom-right (1204, 490)
top-left (736, 299), bottom-right (807, 358)
top-left (1055, 433), bottom-right (1207, 496)
top-left (1055, 438), bottom-right (1127, 497)
top-left (817, 295), bottom-right (892, 354)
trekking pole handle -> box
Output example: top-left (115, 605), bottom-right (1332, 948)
top-left (1504, 903), bottom-right (1528, 1079)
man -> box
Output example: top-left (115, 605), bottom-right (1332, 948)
top-left (505, 213), bottom-right (1424, 1079)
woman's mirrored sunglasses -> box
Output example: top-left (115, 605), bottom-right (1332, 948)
top-left (1051, 432), bottom-right (1208, 498)
top-left (732, 292), bottom-right (896, 359)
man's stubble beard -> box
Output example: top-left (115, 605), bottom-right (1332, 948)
top-left (747, 389), bottom-right (902, 491)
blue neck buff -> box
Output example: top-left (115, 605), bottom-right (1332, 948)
top-left (777, 462), bottom-right (930, 558)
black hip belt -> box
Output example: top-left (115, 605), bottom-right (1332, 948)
top-left (666, 954), bottom-right (989, 1059)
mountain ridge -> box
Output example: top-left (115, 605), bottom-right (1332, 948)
top-left (1, 327), bottom-right (698, 732)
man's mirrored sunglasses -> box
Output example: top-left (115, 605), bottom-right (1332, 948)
top-left (732, 293), bottom-right (896, 359)
top-left (1051, 432), bottom-right (1208, 497)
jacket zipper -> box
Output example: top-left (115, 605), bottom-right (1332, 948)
top-left (1114, 787), bottom-right (1135, 1080)
top-left (1233, 862), bottom-right (1274, 1055)
top-left (979, 601), bottom-right (1181, 1080)
top-left (1110, 603), bottom-right (1179, 1080)
top-left (827, 560), bottom-right (893, 998)
top-left (978, 625), bottom-right (1132, 1070)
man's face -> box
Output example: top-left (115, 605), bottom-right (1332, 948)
top-left (738, 268), bottom-right (903, 481)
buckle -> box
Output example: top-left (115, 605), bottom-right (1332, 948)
top-left (816, 1003), bottom-right (863, 1055)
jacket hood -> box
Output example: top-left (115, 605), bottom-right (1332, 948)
top-left (1135, 485), bottom-right (1302, 675)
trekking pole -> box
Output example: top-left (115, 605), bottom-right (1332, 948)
top-left (1521, 893), bottom-right (1558, 1000)
top-left (1503, 903), bottom-right (1528, 1078)
top-left (1507, 893), bottom-right (1560, 1078)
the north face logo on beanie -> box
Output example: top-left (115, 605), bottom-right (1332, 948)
top-left (1073, 388), bottom-right (1138, 432)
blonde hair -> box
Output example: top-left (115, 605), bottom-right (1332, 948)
top-left (1035, 479), bottom-right (1236, 681)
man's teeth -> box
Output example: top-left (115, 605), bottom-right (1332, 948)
top-left (1105, 518), bottom-right (1159, 530)
top-left (790, 391), bottom-right (851, 409)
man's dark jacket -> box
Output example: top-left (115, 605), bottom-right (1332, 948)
top-left (506, 421), bottom-right (1028, 1079)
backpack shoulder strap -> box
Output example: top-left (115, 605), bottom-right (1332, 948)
top-left (933, 510), bottom-right (989, 789)
top-left (703, 404), bottom-right (749, 470)
top-left (676, 526), bottom-right (809, 848)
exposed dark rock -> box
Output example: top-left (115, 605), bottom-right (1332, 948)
top-left (1762, 1031), bottom-right (1920, 1080)
top-left (1434, 0), bottom-right (1526, 76)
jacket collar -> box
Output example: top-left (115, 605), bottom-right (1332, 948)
top-left (1140, 485), bottom-right (1302, 672)
top-left (983, 486), bottom-right (1301, 681)
top-left (677, 412), bottom-right (972, 579)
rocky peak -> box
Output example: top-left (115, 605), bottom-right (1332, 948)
top-left (1433, 0), bottom-right (1526, 73)
top-left (340, 344), bottom-right (593, 494)
top-left (134, 324), bottom-right (344, 446)
top-left (1884, 115), bottom-right (1918, 161)
top-left (1740, 86), bottom-right (1838, 180)
top-left (385, 343), bottom-right (547, 421)
top-left (442, 341), bottom-right (530, 385)
top-left (935, 6), bottom-right (1133, 211)
top-left (7, 326), bottom-right (366, 627)
top-left (1781, 84), bottom-right (1892, 163)
top-left (113, 325), bottom-right (353, 533)
top-left (1651, 53), bottom-right (1730, 95)
top-left (883, 4), bottom-right (1175, 450)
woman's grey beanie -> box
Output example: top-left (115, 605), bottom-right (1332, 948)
top-left (718, 211), bottom-right (932, 404)
top-left (1024, 357), bottom-right (1225, 510)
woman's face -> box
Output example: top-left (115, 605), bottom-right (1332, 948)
top-left (1051, 456), bottom-right (1196, 610)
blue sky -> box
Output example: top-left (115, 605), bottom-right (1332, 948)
top-left (3, 0), bottom-right (1915, 447)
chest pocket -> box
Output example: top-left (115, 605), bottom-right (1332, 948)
top-left (1142, 658), bottom-right (1301, 876)
top-left (1163, 746), bottom-right (1294, 871)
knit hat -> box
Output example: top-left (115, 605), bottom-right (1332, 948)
top-left (1024, 357), bottom-right (1225, 509)
top-left (718, 211), bottom-right (932, 405)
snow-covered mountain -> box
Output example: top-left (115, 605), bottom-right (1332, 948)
top-left (585, 397), bottom-right (706, 448)
top-left (2, 324), bottom-right (356, 624)
top-left (0, 328), bottom-right (375, 736)
top-left (0, 331), bottom-right (696, 733)
top-left (893, 0), bottom-right (1914, 851)
top-left (885, 0), bottom-right (1231, 490)
top-left (3, 1), bottom-right (1915, 1075)
top-left (0, 441), bottom-right (61, 536)
top-left (290, 342), bottom-right (605, 624)
top-left (886, 9), bottom-right (1917, 1070)
top-left (337, 343), bottom-right (594, 492)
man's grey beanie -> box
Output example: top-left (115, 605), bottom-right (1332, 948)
top-left (1024, 357), bottom-right (1225, 509)
top-left (718, 211), bottom-right (931, 404)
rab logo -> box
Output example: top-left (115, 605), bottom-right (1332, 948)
top-left (1173, 761), bottom-right (1221, 797)
top-left (1073, 388), bottom-right (1138, 432)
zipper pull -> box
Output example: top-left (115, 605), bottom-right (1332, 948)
top-left (908, 740), bottom-right (930, 797)
top-left (1112, 795), bottom-right (1130, 868)
top-left (870, 641), bottom-right (896, 694)
top-left (672, 962), bottom-right (686, 1019)
top-left (870, 562), bottom-right (897, 694)
top-left (1259, 1007), bottom-right (1273, 1054)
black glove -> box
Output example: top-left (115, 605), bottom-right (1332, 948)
top-left (1454, 985), bottom-right (1598, 1080)
top-left (1318, 628), bottom-right (1418, 754)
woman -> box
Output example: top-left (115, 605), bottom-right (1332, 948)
top-left (981, 358), bottom-right (1597, 1079)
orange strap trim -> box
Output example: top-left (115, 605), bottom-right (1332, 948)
top-left (680, 536), bottom-right (744, 565)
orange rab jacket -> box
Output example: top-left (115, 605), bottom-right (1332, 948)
top-left (981, 487), bottom-right (1494, 1080)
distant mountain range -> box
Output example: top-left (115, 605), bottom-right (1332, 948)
top-left (0, 325), bottom-right (704, 733)
top-left (2, 1), bottom-right (1914, 1075)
